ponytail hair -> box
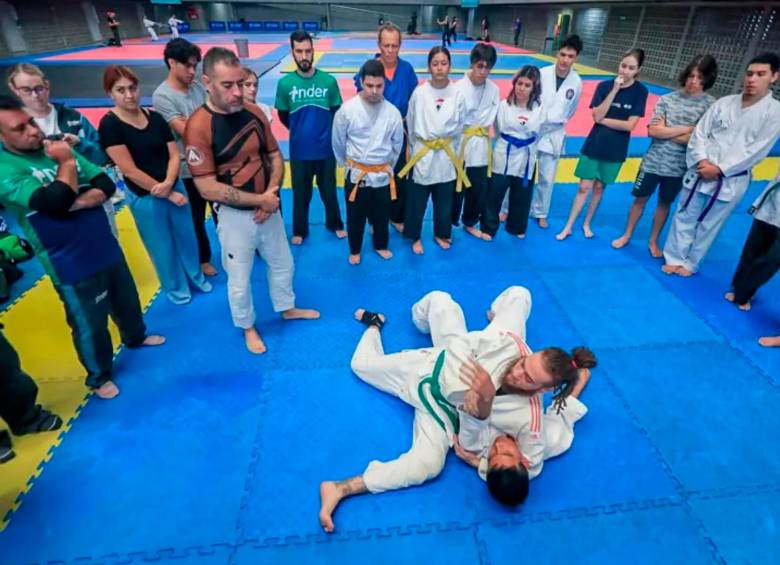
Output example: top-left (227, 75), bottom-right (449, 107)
top-left (622, 48), bottom-right (645, 68)
top-left (540, 346), bottom-right (597, 411)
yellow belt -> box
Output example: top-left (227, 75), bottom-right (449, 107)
top-left (398, 137), bottom-right (471, 192)
top-left (345, 160), bottom-right (397, 202)
top-left (459, 125), bottom-right (492, 192)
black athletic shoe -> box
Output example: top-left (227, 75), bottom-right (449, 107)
top-left (12, 409), bottom-right (63, 436)
top-left (0, 430), bottom-right (15, 464)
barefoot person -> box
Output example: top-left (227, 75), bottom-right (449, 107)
top-left (399, 46), bottom-right (468, 254)
top-left (184, 48), bottom-right (319, 354)
top-left (332, 59), bottom-right (404, 265)
top-left (451, 43), bottom-right (500, 239)
top-left (529, 35), bottom-right (583, 229)
top-left (612, 55), bottom-right (717, 256)
top-left (557, 49), bottom-right (648, 241)
top-left (662, 52), bottom-right (780, 277)
top-left (724, 167), bottom-right (780, 311)
top-left (0, 96), bottom-right (164, 399)
top-left (318, 286), bottom-right (594, 532)
top-left (759, 335), bottom-right (780, 347)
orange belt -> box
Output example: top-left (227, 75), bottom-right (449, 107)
top-left (346, 160), bottom-right (397, 202)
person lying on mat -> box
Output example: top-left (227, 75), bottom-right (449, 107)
top-left (318, 287), bottom-right (596, 532)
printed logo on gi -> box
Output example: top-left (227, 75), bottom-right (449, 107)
top-left (516, 114), bottom-right (529, 125)
top-left (435, 97), bottom-right (444, 111)
top-left (565, 88), bottom-right (575, 100)
top-left (186, 146), bottom-right (204, 166)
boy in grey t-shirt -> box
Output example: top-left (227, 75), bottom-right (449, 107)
top-left (152, 38), bottom-right (217, 277)
top-left (612, 55), bottom-right (718, 257)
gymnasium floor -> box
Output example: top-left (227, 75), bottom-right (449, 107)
top-left (1, 31), bottom-right (779, 565)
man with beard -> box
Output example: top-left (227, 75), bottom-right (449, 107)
top-left (184, 48), bottom-right (319, 355)
top-left (153, 38), bottom-right (217, 277)
top-left (275, 30), bottom-right (346, 245)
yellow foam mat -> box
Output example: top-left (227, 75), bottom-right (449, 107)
top-left (0, 206), bottom-right (160, 530)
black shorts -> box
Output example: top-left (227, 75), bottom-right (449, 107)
top-left (631, 170), bottom-right (683, 205)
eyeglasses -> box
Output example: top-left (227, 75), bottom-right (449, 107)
top-left (17, 85), bottom-right (49, 96)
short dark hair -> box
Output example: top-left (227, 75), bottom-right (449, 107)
top-left (360, 59), bottom-right (385, 81)
top-left (486, 466), bottom-right (529, 506)
top-left (163, 38), bottom-right (202, 70)
top-left (0, 95), bottom-right (23, 112)
top-left (203, 47), bottom-right (240, 76)
top-left (748, 52), bottom-right (780, 74)
top-left (428, 46), bottom-right (451, 66)
top-left (560, 34), bottom-right (583, 55)
top-left (470, 43), bottom-right (497, 68)
top-left (679, 54), bottom-right (718, 90)
top-left (290, 30), bottom-right (313, 48)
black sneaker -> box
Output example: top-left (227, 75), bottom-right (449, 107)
top-left (0, 430), bottom-right (15, 464)
top-left (13, 409), bottom-right (63, 436)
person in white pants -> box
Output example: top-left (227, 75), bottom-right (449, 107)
top-left (143, 16), bottom-right (160, 41)
top-left (169, 15), bottom-right (184, 39)
top-left (318, 286), bottom-right (596, 533)
top-left (529, 35), bottom-right (583, 229)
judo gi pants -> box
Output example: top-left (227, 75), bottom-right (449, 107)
top-left (451, 166), bottom-right (489, 228)
top-left (54, 259), bottom-right (147, 389)
top-left (530, 152), bottom-right (559, 219)
top-left (0, 331), bottom-right (48, 434)
top-left (730, 218), bottom-right (780, 305)
top-left (216, 207), bottom-right (295, 329)
top-left (663, 188), bottom-right (741, 273)
top-left (290, 157), bottom-right (344, 239)
top-left (345, 179), bottom-right (391, 254)
top-left (127, 180), bottom-right (211, 305)
top-left (404, 181), bottom-right (454, 242)
top-left (482, 173), bottom-right (536, 237)
top-left (350, 285), bottom-right (533, 493)
top-left (182, 177), bottom-right (214, 265)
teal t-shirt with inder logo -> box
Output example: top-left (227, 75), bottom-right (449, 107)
top-left (275, 69), bottom-right (342, 161)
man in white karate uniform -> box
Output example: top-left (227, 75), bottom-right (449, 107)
top-left (451, 43), bottom-right (500, 237)
top-left (663, 52), bottom-right (780, 276)
top-left (529, 35), bottom-right (583, 228)
top-left (168, 15), bottom-right (184, 39)
top-left (318, 287), bottom-right (595, 532)
top-left (333, 59), bottom-right (404, 265)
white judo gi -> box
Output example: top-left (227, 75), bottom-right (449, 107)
top-left (402, 81), bottom-right (467, 186)
top-left (663, 92), bottom-right (780, 273)
top-left (332, 96), bottom-right (404, 189)
top-left (351, 286), bottom-right (582, 493)
top-left (143, 17), bottom-right (159, 41)
top-left (530, 65), bottom-right (582, 220)
top-left (169, 16), bottom-right (184, 38)
top-left (453, 75), bottom-right (500, 170)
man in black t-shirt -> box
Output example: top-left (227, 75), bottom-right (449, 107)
top-left (106, 10), bottom-right (121, 46)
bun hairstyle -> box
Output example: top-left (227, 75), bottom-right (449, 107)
top-left (541, 346), bottom-right (598, 411)
top-left (623, 48), bottom-right (645, 68)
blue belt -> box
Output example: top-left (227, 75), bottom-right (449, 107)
top-left (681, 170), bottom-right (748, 223)
top-left (500, 133), bottom-right (537, 185)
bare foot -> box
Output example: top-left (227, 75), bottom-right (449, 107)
top-left (464, 225), bottom-right (483, 239)
top-left (94, 381), bottom-right (120, 399)
top-left (611, 235), bottom-right (630, 249)
top-left (391, 222), bottom-right (404, 233)
top-left (582, 225), bottom-right (594, 239)
top-left (485, 309), bottom-right (495, 322)
top-left (354, 309), bottom-right (385, 325)
top-left (412, 240), bottom-right (424, 255)
top-left (516, 233), bottom-right (526, 239)
top-left (648, 242), bottom-right (663, 258)
top-left (661, 264), bottom-right (680, 275)
top-left (201, 262), bottom-right (217, 276)
top-left (724, 291), bottom-right (735, 303)
top-left (244, 328), bottom-right (267, 354)
top-left (291, 236), bottom-right (304, 245)
top-left (335, 229), bottom-right (347, 239)
top-left (676, 267), bottom-right (693, 277)
top-left (481, 233), bottom-right (493, 241)
top-left (759, 336), bottom-right (780, 347)
top-left (499, 212), bottom-right (508, 223)
top-left (143, 335), bottom-right (166, 346)
top-left (375, 249), bottom-right (392, 260)
top-left (556, 229), bottom-right (571, 241)
top-left (434, 237), bottom-right (451, 250)
top-left (536, 218), bottom-right (549, 229)
top-left (349, 254), bottom-right (361, 265)
top-left (319, 481), bottom-right (342, 534)
top-left (737, 301), bottom-right (751, 311)
top-left (282, 308), bottom-right (321, 320)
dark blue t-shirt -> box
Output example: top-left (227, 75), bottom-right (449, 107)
top-left (581, 79), bottom-right (648, 163)
top-left (354, 57), bottom-right (418, 118)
